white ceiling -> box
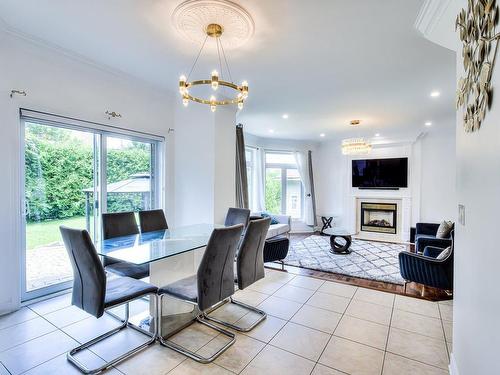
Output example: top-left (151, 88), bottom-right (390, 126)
top-left (0, 0), bottom-right (456, 141)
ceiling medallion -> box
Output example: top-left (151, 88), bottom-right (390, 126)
top-left (341, 120), bottom-right (372, 155)
top-left (178, 22), bottom-right (248, 112)
top-left (456, 0), bottom-right (500, 132)
top-left (172, 0), bottom-right (255, 49)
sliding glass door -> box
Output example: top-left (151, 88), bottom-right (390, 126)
top-left (105, 136), bottom-right (155, 214)
top-left (21, 115), bottom-right (163, 301)
top-left (23, 122), bottom-right (99, 297)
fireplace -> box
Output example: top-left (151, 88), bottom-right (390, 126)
top-left (360, 202), bottom-right (397, 234)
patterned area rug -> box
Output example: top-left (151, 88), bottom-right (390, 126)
top-left (284, 235), bottom-right (406, 285)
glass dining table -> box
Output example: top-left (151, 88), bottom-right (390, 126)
top-left (95, 223), bottom-right (222, 337)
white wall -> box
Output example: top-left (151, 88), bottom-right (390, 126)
top-left (452, 37), bottom-right (500, 375)
top-left (244, 133), bottom-right (319, 153)
top-left (174, 104), bottom-right (236, 226)
top-left (314, 129), bottom-right (456, 230)
top-left (418, 129), bottom-right (456, 222)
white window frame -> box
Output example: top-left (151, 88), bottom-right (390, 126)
top-left (20, 109), bottom-right (165, 301)
top-left (264, 150), bottom-right (304, 219)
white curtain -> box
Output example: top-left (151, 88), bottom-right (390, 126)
top-left (295, 151), bottom-right (315, 226)
top-left (254, 148), bottom-right (266, 212)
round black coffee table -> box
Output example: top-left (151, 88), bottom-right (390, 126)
top-left (323, 228), bottom-right (355, 254)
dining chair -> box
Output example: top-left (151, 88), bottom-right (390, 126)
top-left (157, 224), bottom-right (244, 363)
top-left (138, 209), bottom-right (168, 233)
top-left (205, 217), bottom-right (271, 331)
top-left (59, 226), bottom-right (158, 374)
top-left (224, 207), bottom-right (250, 228)
top-left (102, 211), bottom-right (149, 279)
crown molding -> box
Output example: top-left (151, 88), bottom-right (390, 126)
top-left (414, 0), bottom-right (463, 51)
top-left (415, 0), bottom-right (452, 37)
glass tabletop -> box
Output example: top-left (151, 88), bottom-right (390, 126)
top-left (322, 228), bottom-right (356, 236)
top-left (96, 223), bottom-right (220, 265)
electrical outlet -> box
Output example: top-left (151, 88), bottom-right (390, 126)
top-left (458, 204), bottom-right (465, 226)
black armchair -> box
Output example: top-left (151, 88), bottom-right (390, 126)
top-left (399, 230), bottom-right (454, 293)
top-left (415, 222), bottom-right (453, 253)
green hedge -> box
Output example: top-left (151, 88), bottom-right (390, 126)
top-left (25, 126), bottom-right (151, 222)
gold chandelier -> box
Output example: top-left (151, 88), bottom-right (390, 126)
top-left (341, 120), bottom-right (372, 155)
top-left (178, 23), bottom-right (248, 112)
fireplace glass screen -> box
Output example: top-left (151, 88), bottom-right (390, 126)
top-left (361, 203), bottom-right (397, 234)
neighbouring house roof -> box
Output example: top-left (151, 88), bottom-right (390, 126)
top-left (82, 173), bottom-right (150, 194)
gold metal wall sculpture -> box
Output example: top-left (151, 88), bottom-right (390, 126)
top-left (456, 0), bottom-right (500, 132)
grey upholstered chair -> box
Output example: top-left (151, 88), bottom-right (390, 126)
top-left (224, 207), bottom-right (250, 228)
top-left (138, 209), bottom-right (168, 233)
top-left (157, 224), bottom-right (244, 363)
top-left (102, 212), bottom-right (149, 279)
top-left (59, 226), bottom-right (158, 374)
top-left (205, 217), bottom-right (271, 332)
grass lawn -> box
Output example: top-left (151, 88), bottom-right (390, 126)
top-left (26, 216), bottom-right (90, 250)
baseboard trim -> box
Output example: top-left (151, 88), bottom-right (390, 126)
top-left (449, 352), bottom-right (459, 375)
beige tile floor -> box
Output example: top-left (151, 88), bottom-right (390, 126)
top-left (0, 269), bottom-right (452, 374)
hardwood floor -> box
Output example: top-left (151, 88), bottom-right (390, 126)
top-left (264, 232), bottom-right (452, 302)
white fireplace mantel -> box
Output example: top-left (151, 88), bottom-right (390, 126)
top-left (348, 194), bottom-right (412, 242)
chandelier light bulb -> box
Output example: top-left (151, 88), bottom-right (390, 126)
top-left (210, 96), bottom-right (216, 112)
top-left (238, 101), bottom-right (244, 110)
top-left (182, 97), bottom-right (189, 107)
top-left (179, 75), bottom-right (188, 95)
top-left (211, 70), bottom-right (219, 90)
top-left (241, 80), bottom-right (249, 99)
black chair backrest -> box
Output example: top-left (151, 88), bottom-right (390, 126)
top-left (139, 209), bottom-right (168, 233)
top-left (236, 217), bottom-right (271, 290)
top-left (102, 211), bottom-right (139, 240)
top-left (224, 208), bottom-right (250, 228)
top-left (197, 224), bottom-right (244, 311)
top-left (59, 226), bottom-right (106, 318)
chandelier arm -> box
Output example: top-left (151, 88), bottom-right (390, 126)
top-left (187, 34), bottom-right (209, 80)
top-left (219, 36), bottom-right (233, 84)
top-left (185, 94), bottom-right (239, 105)
top-left (189, 79), bottom-right (240, 90)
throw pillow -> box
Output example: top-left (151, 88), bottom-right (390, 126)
top-left (261, 212), bottom-right (279, 225)
top-left (436, 246), bottom-right (452, 260)
top-left (436, 221), bottom-right (454, 239)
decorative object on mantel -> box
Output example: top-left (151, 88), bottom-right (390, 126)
top-left (173, 0), bottom-right (253, 112)
top-left (341, 120), bottom-right (372, 155)
top-left (10, 90), bottom-right (27, 98)
top-left (105, 111), bottom-right (122, 120)
top-left (456, 0), bottom-right (500, 132)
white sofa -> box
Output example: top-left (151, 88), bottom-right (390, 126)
top-left (251, 212), bottom-right (291, 239)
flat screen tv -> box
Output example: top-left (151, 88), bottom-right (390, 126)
top-left (352, 157), bottom-right (408, 189)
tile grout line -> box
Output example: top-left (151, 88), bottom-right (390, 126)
top-left (312, 287), bottom-right (358, 374)
top-left (380, 293), bottom-right (396, 375)
top-left (438, 303), bottom-right (452, 360)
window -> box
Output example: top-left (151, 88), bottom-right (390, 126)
top-left (21, 111), bottom-right (163, 300)
top-left (245, 146), bottom-right (256, 210)
top-left (265, 151), bottom-right (303, 219)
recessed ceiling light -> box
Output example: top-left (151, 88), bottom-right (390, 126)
top-left (430, 91), bottom-right (440, 98)
top-left (320, 133), bottom-right (325, 137)
top-left (282, 114), bottom-right (289, 119)
top-left (269, 129), bottom-right (275, 133)
top-left (425, 121), bottom-right (432, 126)
top-left (375, 133), bottom-right (380, 137)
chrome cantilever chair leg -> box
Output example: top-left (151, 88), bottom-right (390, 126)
top-left (204, 296), bottom-right (266, 332)
top-left (157, 294), bottom-right (236, 364)
top-left (67, 293), bottom-right (158, 375)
